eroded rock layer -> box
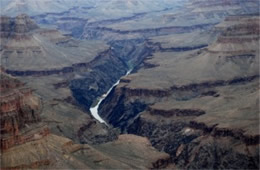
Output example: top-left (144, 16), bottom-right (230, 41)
top-left (1, 133), bottom-right (171, 169)
top-left (0, 0), bottom-right (259, 169)
top-left (0, 71), bottom-right (43, 150)
top-left (99, 14), bottom-right (260, 169)
top-left (0, 72), bottom-right (171, 169)
top-left (0, 14), bottom-right (123, 144)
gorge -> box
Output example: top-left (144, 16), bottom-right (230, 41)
top-left (90, 69), bottom-right (132, 124)
top-left (0, 0), bottom-right (259, 169)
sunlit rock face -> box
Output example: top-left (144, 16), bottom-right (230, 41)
top-left (0, 71), bottom-right (45, 151)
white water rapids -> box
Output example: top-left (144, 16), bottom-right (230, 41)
top-left (90, 70), bottom-right (132, 125)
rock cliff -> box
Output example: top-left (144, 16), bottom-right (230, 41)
top-left (0, 71), bottom-right (172, 169)
top-left (0, 71), bottom-right (43, 150)
top-left (0, 0), bottom-right (259, 169)
top-left (99, 14), bottom-right (260, 169)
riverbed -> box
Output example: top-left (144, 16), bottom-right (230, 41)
top-left (90, 70), bottom-right (132, 124)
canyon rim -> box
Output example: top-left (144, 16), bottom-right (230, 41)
top-left (0, 0), bottom-right (259, 169)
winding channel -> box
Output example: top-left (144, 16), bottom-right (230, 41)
top-left (90, 70), bottom-right (132, 125)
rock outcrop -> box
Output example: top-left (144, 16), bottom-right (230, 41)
top-left (1, 133), bottom-right (171, 169)
top-left (0, 71), bottom-right (172, 169)
top-left (0, 72), bottom-right (43, 150)
top-left (0, 14), bottom-right (122, 144)
top-left (0, 0), bottom-right (259, 169)
top-left (99, 14), bottom-right (260, 169)
top-left (0, 14), bottom-right (39, 33)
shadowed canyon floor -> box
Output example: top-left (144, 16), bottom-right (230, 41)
top-left (99, 14), bottom-right (260, 169)
top-left (0, 0), bottom-right (259, 169)
top-left (0, 72), bottom-right (170, 169)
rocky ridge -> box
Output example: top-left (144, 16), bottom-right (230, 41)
top-left (0, 15), bottom-right (154, 145)
top-left (0, 0), bottom-right (259, 169)
top-left (99, 14), bottom-right (260, 169)
top-left (0, 71), bottom-right (171, 169)
top-left (0, 71), bottom-right (44, 150)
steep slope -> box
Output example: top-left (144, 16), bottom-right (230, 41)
top-left (30, 0), bottom-right (185, 39)
top-left (0, 71), bottom-right (44, 151)
top-left (99, 15), bottom-right (259, 169)
top-left (0, 14), bottom-right (108, 72)
top-left (0, 15), bottom-right (152, 144)
top-left (80, 0), bottom-right (258, 40)
top-left (0, 72), bottom-right (171, 169)
top-left (2, 134), bottom-right (171, 169)
top-left (0, 14), bottom-right (116, 144)
top-left (30, 0), bottom-right (258, 40)
top-left (1, 1), bottom-right (259, 169)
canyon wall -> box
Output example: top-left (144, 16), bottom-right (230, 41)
top-left (0, 72), bottom-right (44, 150)
top-left (98, 14), bottom-right (260, 169)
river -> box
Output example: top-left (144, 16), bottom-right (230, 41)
top-left (90, 70), bottom-right (132, 125)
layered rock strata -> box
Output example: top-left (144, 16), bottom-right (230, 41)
top-left (99, 15), bottom-right (260, 169)
top-left (0, 72), bottom-right (44, 150)
top-left (0, 72), bottom-right (172, 169)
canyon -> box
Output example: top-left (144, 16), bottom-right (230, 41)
top-left (0, 71), bottom-right (171, 169)
top-left (98, 14), bottom-right (260, 169)
top-left (0, 0), bottom-right (259, 169)
top-left (90, 69), bottom-right (132, 124)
